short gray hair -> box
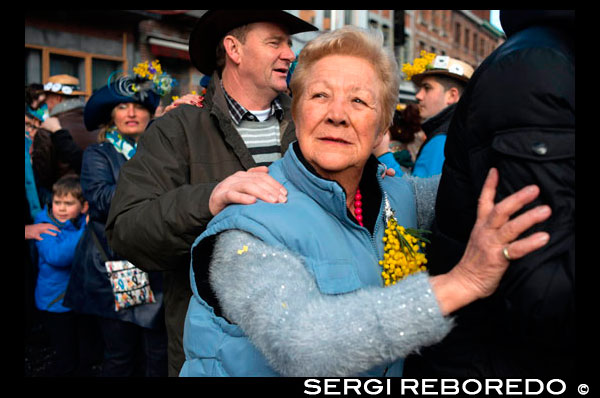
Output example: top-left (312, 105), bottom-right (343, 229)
top-left (290, 26), bottom-right (399, 133)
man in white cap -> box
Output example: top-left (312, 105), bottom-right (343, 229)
top-left (106, 10), bottom-right (317, 376)
top-left (406, 54), bottom-right (473, 178)
top-left (32, 74), bottom-right (92, 207)
top-left (40, 74), bottom-right (98, 150)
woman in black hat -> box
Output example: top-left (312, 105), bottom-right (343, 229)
top-left (63, 61), bottom-right (174, 377)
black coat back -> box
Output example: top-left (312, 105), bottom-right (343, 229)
top-left (405, 10), bottom-right (575, 379)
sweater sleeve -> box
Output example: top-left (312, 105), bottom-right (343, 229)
top-left (209, 229), bottom-right (454, 377)
top-left (402, 174), bottom-right (440, 230)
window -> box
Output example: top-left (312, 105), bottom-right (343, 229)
top-left (382, 24), bottom-right (390, 47)
top-left (465, 28), bottom-right (470, 49)
top-left (323, 10), bottom-right (331, 30)
top-left (454, 23), bottom-right (461, 44)
top-left (25, 48), bottom-right (42, 85)
top-left (92, 58), bottom-right (123, 93)
top-left (50, 53), bottom-right (85, 87)
top-left (440, 10), bottom-right (448, 36)
top-left (344, 10), bottom-right (353, 25)
top-left (25, 34), bottom-right (127, 98)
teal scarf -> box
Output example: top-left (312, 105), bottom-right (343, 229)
top-left (105, 127), bottom-right (137, 160)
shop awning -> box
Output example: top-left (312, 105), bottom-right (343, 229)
top-left (148, 37), bottom-right (190, 60)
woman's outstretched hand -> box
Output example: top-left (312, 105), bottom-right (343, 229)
top-left (430, 168), bottom-right (551, 315)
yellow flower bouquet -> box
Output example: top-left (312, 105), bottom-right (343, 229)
top-left (401, 50), bottom-right (437, 81)
top-left (379, 196), bottom-right (430, 286)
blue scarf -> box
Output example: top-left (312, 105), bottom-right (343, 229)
top-left (105, 127), bottom-right (137, 160)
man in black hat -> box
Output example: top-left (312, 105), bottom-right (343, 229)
top-left (105, 10), bottom-right (317, 376)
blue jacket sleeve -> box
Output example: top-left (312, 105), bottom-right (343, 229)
top-left (35, 222), bottom-right (85, 268)
top-left (377, 152), bottom-right (404, 176)
top-left (412, 135), bottom-right (446, 178)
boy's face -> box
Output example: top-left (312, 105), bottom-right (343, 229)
top-left (52, 193), bottom-right (87, 223)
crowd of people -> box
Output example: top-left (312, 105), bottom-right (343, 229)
top-left (25, 9), bottom-right (574, 379)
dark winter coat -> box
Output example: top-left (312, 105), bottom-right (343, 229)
top-left (64, 142), bottom-right (164, 329)
top-left (105, 72), bottom-right (297, 375)
top-left (50, 98), bottom-right (99, 150)
top-left (412, 103), bottom-right (457, 178)
top-left (31, 129), bottom-right (82, 207)
top-left (404, 10), bottom-right (574, 378)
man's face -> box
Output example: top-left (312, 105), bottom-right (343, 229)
top-left (237, 22), bottom-right (296, 96)
top-left (414, 76), bottom-right (453, 121)
top-left (44, 93), bottom-right (64, 112)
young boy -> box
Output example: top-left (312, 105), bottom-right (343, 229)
top-left (33, 174), bottom-right (100, 376)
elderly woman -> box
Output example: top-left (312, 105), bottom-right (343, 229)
top-left (180, 27), bottom-right (551, 377)
top-left (64, 61), bottom-right (174, 377)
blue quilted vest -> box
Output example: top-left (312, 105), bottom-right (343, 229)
top-left (180, 144), bottom-right (417, 377)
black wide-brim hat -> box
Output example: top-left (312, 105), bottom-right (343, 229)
top-left (189, 10), bottom-right (318, 75)
top-left (84, 83), bottom-right (160, 131)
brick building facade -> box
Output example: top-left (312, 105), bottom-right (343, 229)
top-left (397, 10), bottom-right (504, 101)
top-left (25, 10), bottom-right (505, 105)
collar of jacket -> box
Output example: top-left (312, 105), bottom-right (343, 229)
top-left (42, 205), bottom-right (85, 230)
top-left (206, 72), bottom-right (295, 170)
top-left (207, 72), bottom-right (292, 123)
top-left (421, 102), bottom-right (457, 138)
top-left (282, 141), bottom-right (385, 229)
top-left (220, 80), bottom-right (284, 125)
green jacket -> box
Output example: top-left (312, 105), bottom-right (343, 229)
top-left (105, 73), bottom-right (297, 375)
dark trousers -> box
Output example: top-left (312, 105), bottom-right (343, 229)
top-left (41, 310), bottom-right (103, 377)
top-left (98, 317), bottom-right (167, 377)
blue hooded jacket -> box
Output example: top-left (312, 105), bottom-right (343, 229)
top-left (34, 206), bottom-right (86, 313)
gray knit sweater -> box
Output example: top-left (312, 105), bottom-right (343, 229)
top-left (209, 174), bottom-right (453, 377)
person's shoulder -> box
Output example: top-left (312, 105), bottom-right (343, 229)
top-left (33, 207), bottom-right (51, 224)
top-left (83, 141), bottom-right (112, 156)
top-left (146, 104), bottom-right (213, 138)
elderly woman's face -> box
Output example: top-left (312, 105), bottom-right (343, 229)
top-left (113, 102), bottom-right (151, 136)
top-left (295, 55), bottom-right (383, 178)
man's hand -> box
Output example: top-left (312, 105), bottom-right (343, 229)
top-left (25, 223), bottom-right (60, 240)
top-left (208, 166), bottom-right (288, 216)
